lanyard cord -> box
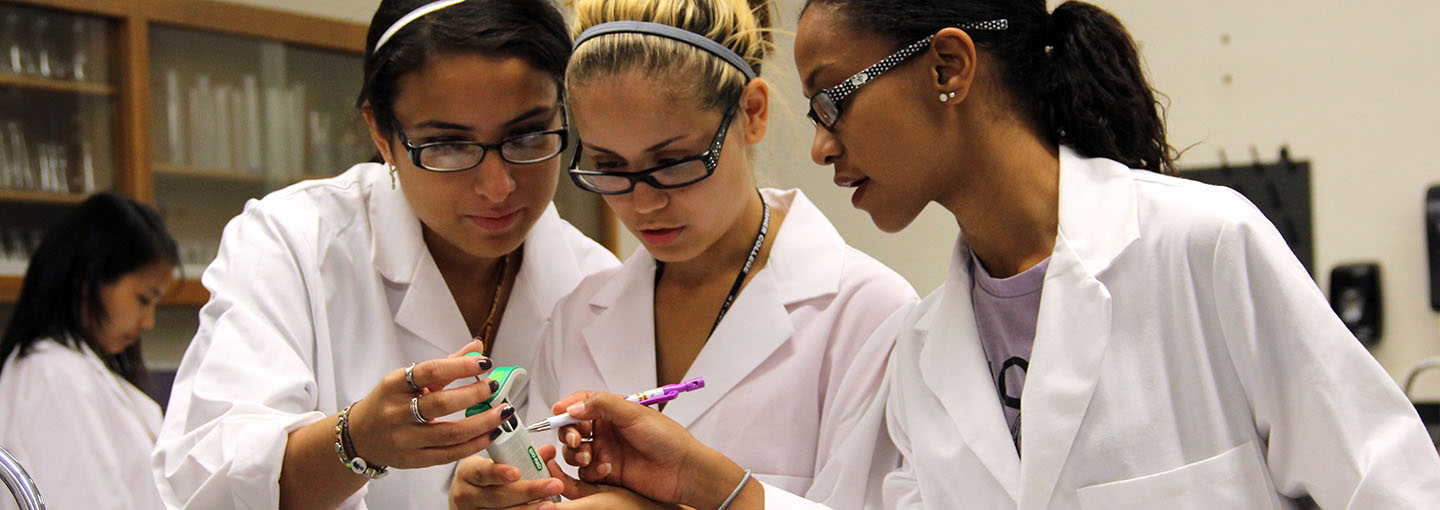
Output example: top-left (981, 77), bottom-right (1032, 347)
top-left (710, 195), bottom-right (769, 335)
top-left (655, 192), bottom-right (770, 337)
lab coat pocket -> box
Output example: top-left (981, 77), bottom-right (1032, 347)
top-left (1076, 441), bottom-right (1278, 510)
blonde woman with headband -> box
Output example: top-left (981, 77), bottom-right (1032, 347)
top-left (446, 0), bottom-right (918, 508)
top-left (152, 1), bottom-right (619, 509)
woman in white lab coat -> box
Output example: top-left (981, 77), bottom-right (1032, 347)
top-left (151, 1), bottom-right (619, 509)
top-left (539, 0), bottom-right (1440, 509)
top-left (446, 1), bottom-right (917, 508)
top-left (0, 193), bottom-right (178, 510)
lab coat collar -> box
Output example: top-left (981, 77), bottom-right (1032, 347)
top-left (584, 188), bottom-right (842, 309)
top-left (495, 206), bottom-right (593, 350)
top-left (912, 148), bottom-right (1135, 506)
top-left (581, 188), bottom-right (840, 428)
top-left (368, 162), bottom-right (579, 353)
top-left (1054, 146), bottom-right (1140, 276)
top-left (45, 338), bottom-right (162, 440)
top-left (368, 163), bottom-right (424, 284)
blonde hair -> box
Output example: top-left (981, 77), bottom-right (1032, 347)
top-left (567, 0), bottom-right (774, 111)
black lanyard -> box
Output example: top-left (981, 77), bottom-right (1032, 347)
top-left (655, 194), bottom-right (770, 337)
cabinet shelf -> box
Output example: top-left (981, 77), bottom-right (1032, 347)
top-left (0, 275), bottom-right (208, 306)
top-left (0, 72), bottom-right (114, 95)
top-left (0, 274), bottom-right (19, 303)
top-left (163, 278), bottom-right (208, 306)
top-left (0, 188), bottom-right (89, 204)
top-left (153, 163), bottom-right (266, 183)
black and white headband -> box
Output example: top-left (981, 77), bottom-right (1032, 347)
top-left (573, 21), bottom-right (758, 81)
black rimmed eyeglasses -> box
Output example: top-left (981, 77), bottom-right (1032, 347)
top-left (394, 117), bottom-right (569, 172)
top-left (806, 19), bottom-right (1008, 130)
top-left (568, 106), bottom-right (736, 195)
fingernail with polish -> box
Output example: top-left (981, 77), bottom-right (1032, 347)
top-left (500, 405), bottom-right (515, 421)
top-left (477, 357), bottom-right (493, 371)
top-left (597, 462), bottom-right (612, 477)
top-left (489, 379), bottom-right (499, 393)
top-left (578, 451), bottom-right (590, 466)
top-left (566, 401), bottom-right (585, 416)
top-left (489, 428), bottom-right (502, 441)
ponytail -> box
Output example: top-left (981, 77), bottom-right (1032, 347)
top-left (1042, 2), bottom-right (1176, 174)
top-left (804, 0), bottom-right (1177, 174)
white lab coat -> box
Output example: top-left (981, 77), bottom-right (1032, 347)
top-left (530, 188), bottom-right (917, 510)
top-left (152, 162), bottom-right (619, 510)
top-left (0, 338), bottom-right (165, 510)
top-left (761, 146), bottom-right (1440, 510)
top-left (764, 147), bottom-right (1440, 509)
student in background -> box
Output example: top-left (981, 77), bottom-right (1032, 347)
top-left (151, 1), bottom-right (619, 508)
top-left (0, 192), bottom-right (178, 510)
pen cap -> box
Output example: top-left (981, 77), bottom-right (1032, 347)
top-left (466, 362), bottom-right (528, 417)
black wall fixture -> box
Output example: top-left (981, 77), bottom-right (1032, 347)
top-left (1182, 147), bottom-right (1313, 276)
top-left (1427, 185), bottom-right (1440, 311)
top-left (1328, 262), bottom-right (1382, 344)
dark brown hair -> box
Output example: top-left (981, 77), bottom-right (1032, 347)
top-left (0, 193), bottom-right (179, 390)
top-left (356, 0), bottom-right (573, 135)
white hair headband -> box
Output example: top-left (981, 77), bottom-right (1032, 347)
top-left (374, 0), bottom-right (465, 52)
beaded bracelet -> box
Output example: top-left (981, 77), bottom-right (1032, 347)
top-left (334, 403), bottom-right (388, 480)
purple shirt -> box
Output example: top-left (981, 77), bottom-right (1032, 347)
top-left (970, 252), bottom-right (1049, 454)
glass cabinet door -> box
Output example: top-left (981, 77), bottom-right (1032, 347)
top-left (0, 2), bottom-right (115, 277)
top-left (148, 25), bottom-right (368, 276)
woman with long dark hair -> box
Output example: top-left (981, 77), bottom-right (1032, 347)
top-left (151, 1), bottom-right (619, 508)
top-left (0, 192), bottom-right (178, 509)
top-left (540, 1), bottom-right (1440, 508)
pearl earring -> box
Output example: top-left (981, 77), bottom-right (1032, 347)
top-left (939, 91), bottom-right (957, 103)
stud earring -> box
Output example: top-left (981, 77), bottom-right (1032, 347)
top-left (939, 91), bottom-right (957, 103)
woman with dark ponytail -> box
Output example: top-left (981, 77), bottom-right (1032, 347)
top-left (534, 1), bottom-right (1440, 508)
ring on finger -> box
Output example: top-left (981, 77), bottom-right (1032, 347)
top-left (403, 362), bottom-right (421, 393)
top-left (410, 396), bottom-right (430, 424)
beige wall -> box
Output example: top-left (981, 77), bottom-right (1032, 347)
top-left (209, 0), bottom-right (1440, 398)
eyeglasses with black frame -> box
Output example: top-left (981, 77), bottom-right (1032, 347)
top-left (806, 19), bottom-right (1008, 130)
top-left (394, 116), bottom-right (570, 172)
top-left (568, 106), bottom-right (737, 195)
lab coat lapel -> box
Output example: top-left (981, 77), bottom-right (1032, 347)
top-left (663, 190), bottom-right (834, 429)
top-left (392, 248), bottom-right (472, 353)
top-left (917, 239), bottom-right (1022, 503)
top-left (1015, 235), bottom-right (1110, 509)
top-left (369, 175), bottom-right (470, 353)
top-left (494, 205), bottom-right (588, 364)
top-left (1016, 147), bottom-right (1138, 509)
top-left (581, 252), bottom-right (660, 394)
top-left (663, 270), bottom-right (793, 429)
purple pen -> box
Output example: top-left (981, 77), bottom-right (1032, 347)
top-left (525, 377), bottom-right (706, 432)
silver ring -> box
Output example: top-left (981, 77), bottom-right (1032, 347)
top-left (410, 396), bottom-right (430, 424)
top-left (404, 363), bottom-right (421, 392)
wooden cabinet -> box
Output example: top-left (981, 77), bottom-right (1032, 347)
top-left (0, 0), bottom-right (618, 307)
